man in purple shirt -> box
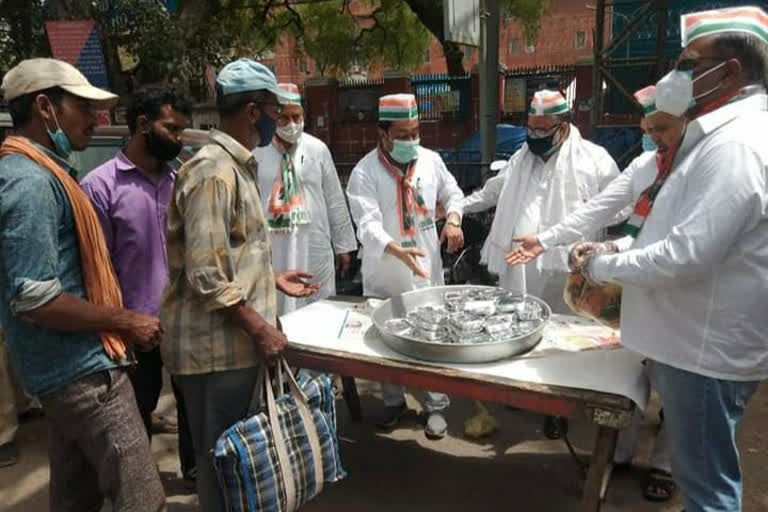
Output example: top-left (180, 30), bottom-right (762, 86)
top-left (81, 85), bottom-right (196, 483)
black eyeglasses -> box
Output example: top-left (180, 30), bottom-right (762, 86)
top-left (675, 56), bottom-right (722, 72)
top-left (257, 101), bottom-right (284, 115)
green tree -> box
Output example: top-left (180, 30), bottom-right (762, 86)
top-left (358, 0), bottom-right (431, 72)
top-left (293, 1), bottom-right (359, 77)
top-left (0, 0), bottom-right (47, 72)
top-left (403, 0), bottom-right (547, 75)
top-left (1, 0), bottom-right (547, 99)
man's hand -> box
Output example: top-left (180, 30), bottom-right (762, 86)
top-left (275, 271), bottom-right (319, 298)
top-left (505, 235), bottom-right (545, 266)
top-left (120, 311), bottom-right (163, 350)
top-left (225, 303), bottom-right (286, 359)
top-left (439, 223), bottom-right (465, 253)
top-left (335, 252), bottom-right (351, 277)
top-left (569, 242), bottom-right (598, 271)
top-left (569, 241), bottom-right (618, 271)
top-left (386, 243), bottom-right (429, 279)
top-left (255, 322), bottom-right (287, 359)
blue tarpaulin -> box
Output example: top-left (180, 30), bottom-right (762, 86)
top-left (439, 124), bottom-right (528, 191)
top-left (440, 124), bottom-right (528, 162)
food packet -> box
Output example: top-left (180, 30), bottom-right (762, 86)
top-left (563, 272), bottom-right (622, 329)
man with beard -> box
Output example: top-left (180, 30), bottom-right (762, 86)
top-left (81, 85), bottom-right (196, 484)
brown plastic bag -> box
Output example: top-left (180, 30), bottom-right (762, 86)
top-left (563, 272), bottom-right (622, 329)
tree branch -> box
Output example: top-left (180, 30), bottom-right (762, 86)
top-left (282, 0), bottom-right (304, 34)
top-left (351, 5), bottom-right (385, 46)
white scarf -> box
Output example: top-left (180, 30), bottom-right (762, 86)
top-left (481, 125), bottom-right (593, 285)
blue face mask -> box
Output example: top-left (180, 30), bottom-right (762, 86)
top-left (390, 138), bottom-right (420, 164)
top-left (46, 107), bottom-right (73, 159)
top-left (254, 110), bottom-right (277, 148)
top-left (641, 134), bottom-right (657, 152)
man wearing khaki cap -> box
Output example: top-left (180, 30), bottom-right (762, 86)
top-left (0, 58), bottom-right (165, 511)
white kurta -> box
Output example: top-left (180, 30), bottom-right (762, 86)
top-left (253, 133), bottom-right (357, 314)
top-left (537, 150), bottom-right (657, 252)
top-left (346, 147), bottom-right (464, 298)
top-left (462, 125), bottom-right (619, 313)
top-left (590, 91), bottom-right (768, 381)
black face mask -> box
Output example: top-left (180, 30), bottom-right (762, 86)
top-left (145, 128), bottom-right (183, 162)
top-left (254, 111), bottom-right (277, 148)
top-left (526, 131), bottom-right (558, 157)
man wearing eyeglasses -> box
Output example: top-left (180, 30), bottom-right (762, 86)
top-left (575, 7), bottom-right (768, 512)
top-left (160, 59), bottom-right (317, 512)
top-left (461, 89), bottom-right (619, 439)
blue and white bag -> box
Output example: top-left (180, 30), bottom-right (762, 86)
top-left (213, 359), bottom-right (346, 512)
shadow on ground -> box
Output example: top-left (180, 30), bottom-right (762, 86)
top-left (3, 378), bottom-right (767, 511)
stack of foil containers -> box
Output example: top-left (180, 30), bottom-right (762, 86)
top-left (383, 287), bottom-right (547, 344)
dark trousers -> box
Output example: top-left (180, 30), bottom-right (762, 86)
top-left (130, 347), bottom-right (195, 476)
top-left (39, 368), bottom-right (165, 512)
top-left (175, 368), bottom-right (259, 512)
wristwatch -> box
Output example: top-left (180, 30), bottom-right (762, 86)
top-left (446, 220), bottom-right (461, 228)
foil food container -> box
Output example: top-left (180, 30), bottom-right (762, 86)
top-left (371, 285), bottom-right (551, 363)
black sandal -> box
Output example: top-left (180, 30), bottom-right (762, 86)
top-left (643, 468), bottom-right (676, 502)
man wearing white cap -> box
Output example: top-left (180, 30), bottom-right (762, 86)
top-left (461, 90), bottom-right (619, 438)
top-left (575, 7), bottom-right (768, 511)
top-left (508, 84), bottom-right (687, 502)
top-left (253, 83), bottom-right (357, 315)
top-left (161, 58), bottom-right (318, 511)
top-left (463, 89), bottom-right (620, 311)
top-left (347, 93), bottom-right (465, 439)
top-left (508, 85), bottom-right (686, 271)
top-left (0, 58), bottom-right (165, 510)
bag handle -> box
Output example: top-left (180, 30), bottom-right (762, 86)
top-left (264, 362), bottom-right (298, 511)
top-left (261, 358), bottom-right (325, 509)
top-left (276, 359), bottom-right (325, 495)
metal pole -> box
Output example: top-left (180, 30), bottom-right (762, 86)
top-left (479, 0), bottom-right (499, 175)
top-left (655, 0), bottom-right (669, 79)
top-left (591, 0), bottom-right (605, 131)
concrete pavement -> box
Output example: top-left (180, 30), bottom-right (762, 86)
top-left (2, 379), bottom-right (767, 511)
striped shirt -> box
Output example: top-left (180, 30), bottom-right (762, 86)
top-left (160, 129), bottom-right (277, 376)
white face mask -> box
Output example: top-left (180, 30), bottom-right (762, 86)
top-left (276, 120), bottom-right (304, 144)
top-left (656, 61), bottom-right (728, 116)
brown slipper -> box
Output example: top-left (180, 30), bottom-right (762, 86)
top-left (151, 414), bottom-right (179, 434)
top-left (643, 468), bottom-right (676, 502)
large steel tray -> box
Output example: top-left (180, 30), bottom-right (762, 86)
top-left (371, 285), bottom-right (550, 364)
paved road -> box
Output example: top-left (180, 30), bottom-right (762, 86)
top-left (2, 378), bottom-right (767, 511)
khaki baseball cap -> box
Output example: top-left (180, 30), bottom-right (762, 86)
top-left (1, 58), bottom-right (118, 108)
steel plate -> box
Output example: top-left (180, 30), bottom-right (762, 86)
top-left (371, 285), bottom-right (551, 364)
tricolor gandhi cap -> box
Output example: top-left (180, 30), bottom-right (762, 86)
top-left (633, 85), bottom-right (658, 116)
top-left (215, 58), bottom-right (291, 100)
top-left (379, 93), bottom-right (418, 121)
top-left (1, 58), bottom-right (118, 108)
top-left (277, 83), bottom-right (302, 105)
top-left (681, 6), bottom-right (768, 47)
top-left (529, 89), bottom-right (569, 116)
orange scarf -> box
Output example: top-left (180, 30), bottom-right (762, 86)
top-left (377, 147), bottom-right (428, 245)
top-left (0, 136), bottom-right (126, 360)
